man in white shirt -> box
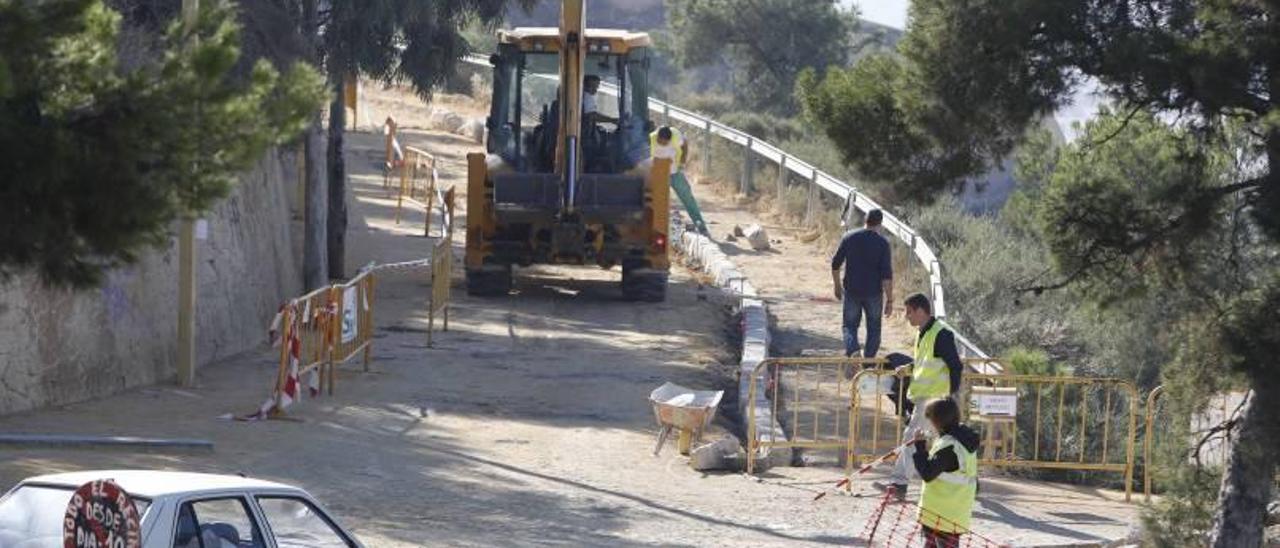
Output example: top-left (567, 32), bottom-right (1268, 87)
top-left (583, 75), bottom-right (617, 126)
top-left (651, 126), bottom-right (708, 235)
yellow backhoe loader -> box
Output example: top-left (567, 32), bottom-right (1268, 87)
top-left (465, 0), bottom-right (671, 301)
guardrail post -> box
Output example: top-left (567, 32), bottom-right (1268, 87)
top-left (805, 171), bottom-right (818, 226)
top-left (740, 137), bottom-right (753, 195)
top-left (701, 121), bottom-right (712, 176)
top-left (776, 156), bottom-right (787, 205)
top-left (662, 104), bottom-right (670, 126)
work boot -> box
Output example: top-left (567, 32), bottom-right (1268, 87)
top-left (872, 481), bottom-right (907, 502)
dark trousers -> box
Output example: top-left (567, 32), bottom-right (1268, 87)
top-left (922, 525), bottom-right (961, 548)
top-left (842, 293), bottom-right (882, 358)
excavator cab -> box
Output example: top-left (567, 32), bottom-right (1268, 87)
top-left (466, 9), bottom-right (671, 302)
top-left (489, 45), bottom-right (651, 175)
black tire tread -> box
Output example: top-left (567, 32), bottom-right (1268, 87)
top-left (466, 268), bottom-right (512, 297)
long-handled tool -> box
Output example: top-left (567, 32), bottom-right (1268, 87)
top-left (813, 439), bottom-right (917, 501)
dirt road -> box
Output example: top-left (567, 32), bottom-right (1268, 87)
top-left (0, 87), bottom-right (1138, 547)
top-left (0, 93), bottom-right (869, 547)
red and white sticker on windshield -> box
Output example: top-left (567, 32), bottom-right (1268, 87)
top-left (63, 479), bottom-right (141, 548)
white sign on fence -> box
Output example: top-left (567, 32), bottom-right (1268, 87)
top-left (970, 386), bottom-right (1017, 419)
top-left (341, 286), bottom-right (357, 343)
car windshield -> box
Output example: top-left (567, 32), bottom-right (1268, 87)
top-left (0, 485), bottom-right (151, 548)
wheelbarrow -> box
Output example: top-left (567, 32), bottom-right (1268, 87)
top-left (649, 382), bottom-right (724, 456)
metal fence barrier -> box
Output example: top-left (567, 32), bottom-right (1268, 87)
top-left (428, 187), bottom-right (455, 347)
top-left (746, 357), bottom-right (887, 475)
top-left (258, 123), bottom-right (457, 417)
top-left (744, 356), bottom-right (1141, 500)
top-left (332, 271), bottom-right (376, 375)
top-left (846, 367), bottom-right (1140, 501)
top-left (269, 284), bottom-right (343, 413)
top-left (396, 145), bottom-right (440, 228)
top-left (1141, 386), bottom-right (1279, 501)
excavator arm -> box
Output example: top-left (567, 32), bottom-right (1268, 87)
top-left (555, 0), bottom-right (586, 213)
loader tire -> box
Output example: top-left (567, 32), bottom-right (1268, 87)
top-left (466, 266), bottom-right (512, 297)
top-left (621, 263), bottom-right (667, 302)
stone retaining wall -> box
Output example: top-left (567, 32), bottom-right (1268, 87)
top-left (0, 149), bottom-right (302, 415)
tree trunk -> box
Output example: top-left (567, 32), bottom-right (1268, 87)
top-left (1208, 388), bottom-right (1278, 547)
top-left (326, 81), bottom-right (347, 280)
top-left (300, 0), bottom-right (326, 291)
top-left (302, 119), bottom-right (327, 290)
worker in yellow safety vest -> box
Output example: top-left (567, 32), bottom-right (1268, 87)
top-left (911, 397), bottom-right (979, 546)
top-left (651, 126), bottom-right (709, 235)
top-left (874, 292), bottom-right (965, 501)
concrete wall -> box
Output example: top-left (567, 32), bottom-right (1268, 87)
top-left (0, 149), bottom-right (303, 415)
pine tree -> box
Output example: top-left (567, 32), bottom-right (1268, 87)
top-left (0, 0), bottom-right (324, 287)
top-left (666, 0), bottom-right (856, 115)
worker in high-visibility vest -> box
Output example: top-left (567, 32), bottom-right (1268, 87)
top-left (875, 292), bottom-right (964, 501)
top-left (911, 397), bottom-right (979, 546)
top-left (651, 126), bottom-right (709, 235)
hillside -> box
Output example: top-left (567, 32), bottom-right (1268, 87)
top-left (507, 0), bottom-right (666, 29)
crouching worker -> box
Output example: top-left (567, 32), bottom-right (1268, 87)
top-left (913, 397), bottom-right (979, 548)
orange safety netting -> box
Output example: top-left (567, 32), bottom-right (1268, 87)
top-left (859, 491), bottom-right (1008, 547)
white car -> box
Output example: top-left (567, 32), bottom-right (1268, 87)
top-left (0, 470), bottom-right (363, 548)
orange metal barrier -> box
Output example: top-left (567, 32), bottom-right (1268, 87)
top-left (383, 117), bottom-right (401, 187)
top-left (1142, 386), bottom-right (1276, 501)
top-left (265, 272), bottom-right (376, 415)
top-left (395, 145), bottom-right (440, 228)
top-left (745, 357), bottom-right (1142, 501)
top-left (271, 286), bottom-right (338, 412)
top-left (745, 357), bottom-right (887, 475)
top-left (332, 271), bottom-right (376, 375)
top-left (847, 368), bottom-right (1140, 500)
top-left (427, 187), bottom-right (455, 347)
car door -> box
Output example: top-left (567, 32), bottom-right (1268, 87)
top-left (170, 495), bottom-right (267, 548)
top-left (251, 494), bottom-right (359, 548)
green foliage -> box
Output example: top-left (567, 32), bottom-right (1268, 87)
top-left (665, 0), bottom-right (856, 115)
top-left (0, 0), bottom-right (323, 287)
top-left (1142, 462), bottom-right (1220, 547)
top-left (796, 54), bottom-right (959, 203)
top-left (1036, 112), bottom-right (1222, 298)
top-left (910, 199), bottom-right (1083, 360)
top-left (1004, 347), bottom-right (1060, 377)
top-left (321, 0), bottom-right (536, 94)
top-left (1004, 128), bottom-right (1059, 238)
top-left (797, 0), bottom-right (1080, 202)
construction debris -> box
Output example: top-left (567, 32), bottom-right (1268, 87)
top-left (459, 118), bottom-right (485, 143)
top-left (743, 224), bottom-right (770, 251)
top-left (690, 434), bottom-right (744, 471)
top-left (428, 108), bottom-right (466, 133)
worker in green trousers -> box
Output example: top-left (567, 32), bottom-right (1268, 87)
top-left (650, 126), bottom-right (709, 235)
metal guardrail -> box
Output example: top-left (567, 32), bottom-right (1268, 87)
top-left (460, 54), bottom-right (993, 366)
